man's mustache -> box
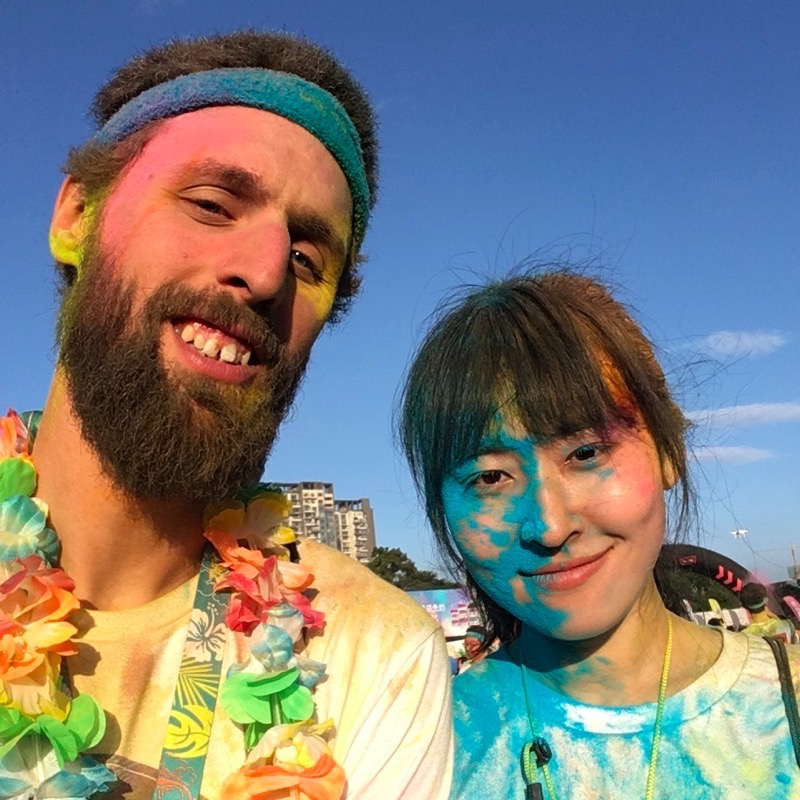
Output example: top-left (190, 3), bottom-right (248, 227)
top-left (148, 283), bottom-right (286, 366)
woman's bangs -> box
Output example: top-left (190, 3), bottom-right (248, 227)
top-left (426, 311), bottom-right (514, 480)
top-left (496, 295), bottom-right (623, 440)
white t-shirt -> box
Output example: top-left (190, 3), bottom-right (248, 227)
top-left (452, 630), bottom-right (800, 799)
top-left (72, 539), bottom-right (453, 799)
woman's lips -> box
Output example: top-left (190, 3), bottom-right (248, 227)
top-left (519, 547), bottom-right (613, 591)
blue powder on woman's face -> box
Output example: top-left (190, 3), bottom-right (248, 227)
top-left (442, 426), bottom-right (569, 634)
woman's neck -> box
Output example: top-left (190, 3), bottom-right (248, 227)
top-left (513, 582), bottom-right (723, 706)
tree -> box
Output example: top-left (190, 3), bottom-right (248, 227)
top-left (366, 547), bottom-right (457, 591)
top-left (657, 565), bottom-right (740, 612)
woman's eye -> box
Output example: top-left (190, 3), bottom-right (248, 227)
top-left (570, 443), bottom-right (607, 464)
top-left (462, 469), bottom-right (514, 497)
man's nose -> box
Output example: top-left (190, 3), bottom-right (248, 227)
top-left (214, 221), bottom-right (293, 304)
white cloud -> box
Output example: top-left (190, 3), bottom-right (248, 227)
top-left (693, 446), bottom-right (774, 464)
top-left (696, 330), bottom-right (787, 357)
top-left (687, 402), bottom-right (800, 428)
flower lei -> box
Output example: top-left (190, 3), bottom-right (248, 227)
top-left (0, 410), bottom-right (344, 800)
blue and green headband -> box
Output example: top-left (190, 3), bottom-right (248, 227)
top-left (93, 67), bottom-right (370, 250)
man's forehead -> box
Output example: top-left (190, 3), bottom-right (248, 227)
top-left (91, 67), bottom-right (370, 249)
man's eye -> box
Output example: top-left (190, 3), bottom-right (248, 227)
top-left (290, 249), bottom-right (323, 281)
top-left (189, 198), bottom-right (230, 217)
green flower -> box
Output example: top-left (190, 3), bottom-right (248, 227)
top-left (221, 666), bottom-right (314, 735)
top-left (0, 457), bottom-right (36, 503)
top-left (235, 483), bottom-right (286, 507)
top-left (0, 495), bottom-right (59, 564)
top-left (0, 694), bottom-right (106, 768)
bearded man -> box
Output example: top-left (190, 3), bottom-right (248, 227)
top-left (0, 31), bottom-right (451, 799)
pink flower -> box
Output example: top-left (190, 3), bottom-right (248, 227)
top-left (205, 533), bottom-right (324, 634)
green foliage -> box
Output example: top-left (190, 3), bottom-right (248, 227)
top-left (658, 566), bottom-right (740, 612)
top-left (366, 547), bottom-right (457, 590)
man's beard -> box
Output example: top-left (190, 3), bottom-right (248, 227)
top-left (57, 250), bottom-right (309, 502)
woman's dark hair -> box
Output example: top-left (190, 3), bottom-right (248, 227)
top-left (399, 269), bottom-right (692, 645)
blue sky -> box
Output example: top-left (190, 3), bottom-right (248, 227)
top-left (2, 2), bottom-right (798, 582)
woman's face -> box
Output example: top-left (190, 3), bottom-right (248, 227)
top-left (441, 416), bottom-right (670, 641)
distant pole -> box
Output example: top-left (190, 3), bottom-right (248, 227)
top-left (793, 546), bottom-right (799, 583)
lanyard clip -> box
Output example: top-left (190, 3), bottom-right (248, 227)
top-left (522, 738), bottom-right (553, 800)
top-left (525, 784), bottom-right (545, 800)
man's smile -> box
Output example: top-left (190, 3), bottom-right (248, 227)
top-left (176, 320), bottom-right (254, 366)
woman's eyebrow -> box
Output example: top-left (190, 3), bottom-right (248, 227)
top-left (470, 442), bottom-right (521, 459)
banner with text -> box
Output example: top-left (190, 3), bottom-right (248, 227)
top-left (407, 588), bottom-right (482, 638)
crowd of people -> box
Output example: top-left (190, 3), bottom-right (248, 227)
top-left (2, 26), bottom-right (797, 800)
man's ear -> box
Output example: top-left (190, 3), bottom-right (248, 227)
top-left (49, 177), bottom-right (91, 267)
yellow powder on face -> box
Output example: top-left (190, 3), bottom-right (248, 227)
top-left (299, 282), bottom-right (336, 322)
top-left (49, 199), bottom-right (99, 271)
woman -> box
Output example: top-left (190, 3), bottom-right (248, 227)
top-left (400, 271), bottom-right (800, 799)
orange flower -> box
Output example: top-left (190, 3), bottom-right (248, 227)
top-left (0, 411), bottom-right (28, 459)
top-left (207, 531), bottom-right (268, 574)
top-left (0, 556), bottom-right (79, 716)
top-left (221, 722), bottom-right (345, 800)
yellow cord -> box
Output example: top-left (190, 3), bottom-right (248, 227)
top-left (645, 614), bottom-right (673, 800)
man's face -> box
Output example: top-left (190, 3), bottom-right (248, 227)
top-left (57, 106), bottom-right (353, 501)
top-left (464, 635), bottom-right (483, 659)
top-left (94, 105), bottom-right (352, 371)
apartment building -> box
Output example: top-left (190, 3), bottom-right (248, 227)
top-left (278, 482), bottom-right (377, 563)
top-left (334, 498), bottom-right (376, 564)
top-left (278, 481), bottom-right (338, 549)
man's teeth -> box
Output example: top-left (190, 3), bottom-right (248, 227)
top-left (220, 343), bottom-right (237, 363)
top-left (179, 324), bottom-right (252, 366)
top-left (202, 339), bottom-right (220, 358)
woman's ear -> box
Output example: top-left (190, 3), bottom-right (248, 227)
top-left (49, 177), bottom-right (90, 267)
top-left (661, 456), bottom-right (678, 490)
